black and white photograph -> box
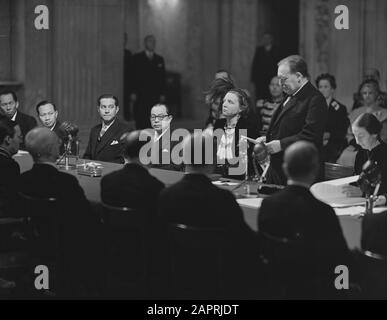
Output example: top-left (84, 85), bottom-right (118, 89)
top-left (1, 0), bottom-right (387, 304)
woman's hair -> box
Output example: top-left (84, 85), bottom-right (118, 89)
top-left (358, 79), bottom-right (380, 97)
top-left (352, 113), bottom-right (382, 136)
top-left (226, 88), bottom-right (251, 116)
top-left (204, 78), bottom-right (235, 106)
top-left (315, 73), bottom-right (337, 89)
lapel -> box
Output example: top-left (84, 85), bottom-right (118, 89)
top-left (95, 120), bottom-right (120, 155)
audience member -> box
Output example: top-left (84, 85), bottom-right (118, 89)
top-left (20, 127), bottom-right (102, 295)
top-left (0, 90), bottom-right (37, 150)
top-left (0, 116), bottom-right (22, 217)
top-left (251, 33), bottom-right (281, 99)
top-left (130, 35), bottom-right (166, 129)
top-left (315, 73), bottom-right (350, 162)
top-left (84, 94), bottom-right (131, 164)
top-left (258, 141), bottom-right (349, 298)
top-left (256, 76), bottom-right (284, 135)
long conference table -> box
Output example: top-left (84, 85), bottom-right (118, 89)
top-left (13, 152), bottom-right (368, 250)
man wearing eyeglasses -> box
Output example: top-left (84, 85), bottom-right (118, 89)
top-left (255, 55), bottom-right (327, 185)
top-left (0, 90), bottom-right (37, 150)
top-left (84, 94), bottom-right (131, 163)
top-left (145, 103), bottom-right (182, 171)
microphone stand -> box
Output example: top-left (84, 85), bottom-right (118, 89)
top-left (56, 133), bottom-right (75, 170)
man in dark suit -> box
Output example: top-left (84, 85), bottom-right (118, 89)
top-left (101, 130), bottom-right (164, 210)
top-left (158, 132), bottom-right (258, 298)
top-left (362, 211), bottom-right (387, 256)
top-left (20, 127), bottom-right (102, 295)
top-left (0, 90), bottom-right (37, 150)
top-left (258, 141), bottom-right (349, 298)
top-left (256, 55), bottom-right (328, 185)
top-left (251, 33), bottom-right (281, 99)
top-left (130, 35), bottom-right (166, 129)
top-left (84, 94), bottom-right (131, 164)
top-left (0, 116), bottom-right (22, 217)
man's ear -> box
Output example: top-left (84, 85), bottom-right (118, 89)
top-left (282, 162), bottom-right (288, 177)
top-left (116, 106), bottom-right (120, 113)
top-left (3, 135), bottom-right (11, 146)
top-left (15, 101), bottom-right (19, 109)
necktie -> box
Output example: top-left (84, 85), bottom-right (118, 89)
top-left (99, 126), bottom-right (107, 141)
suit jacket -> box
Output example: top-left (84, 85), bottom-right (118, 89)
top-left (362, 210), bottom-right (387, 255)
top-left (83, 120), bottom-right (131, 164)
top-left (322, 99), bottom-right (349, 162)
top-left (15, 111), bottom-right (37, 149)
top-left (214, 116), bottom-right (261, 179)
top-left (258, 185), bottom-right (349, 297)
top-left (19, 163), bottom-right (102, 290)
top-left (101, 162), bottom-right (165, 210)
top-left (131, 51), bottom-right (166, 99)
top-left (266, 81), bottom-right (328, 185)
top-left (0, 148), bottom-right (20, 217)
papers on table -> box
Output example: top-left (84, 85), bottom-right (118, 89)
top-left (212, 181), bottom-right (240, 187)
top-left (310, 175), bottom-right (366, 207)
top-left (335, 206), bottom-right (387, 216)
top-left (236, 198), bottom-right (263, 209)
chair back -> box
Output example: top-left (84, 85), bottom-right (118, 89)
top-left (167, 223), bottom-right (227, 298)
top-left (358, 250), bottom-right (387, 299)
top-left (324, 162), bottom-right (353, 180)
top-left (101, 203), bottom-right (149, 296)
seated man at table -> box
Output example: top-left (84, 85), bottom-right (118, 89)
top-left (84, 94), bottom-right (131, 164)
top-left (101, 130), bottom-right (165, 211)
top-left (19, 127), bottom-right (102, 294)
top-left (258, 141), bottom-right (349, 298)
top-left (0, 90), bottom-right (37, 150)
top-left (0, 116), bottom-right (22, 217)
top-left (158, 132), bottom-right (257, 298)
top-left (146, 103), bottom-right (183, 171)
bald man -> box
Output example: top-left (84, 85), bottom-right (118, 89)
top-left (258, 141), bottom-right (349, 298)
top-left (19, 127), bottom-right (102, 295)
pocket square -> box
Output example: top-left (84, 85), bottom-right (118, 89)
top-left (110, 140), bottom-right (119, 145)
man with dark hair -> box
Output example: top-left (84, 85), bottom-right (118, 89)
top-left (130, 35), bottom-right (166, 129)
top-left (36, 101), bottom-right (61, 134)
top-left (101, 130), bottom-right (164, 210)
top-left (258, 141), bottom-right (349, 298)
top-left (255, 55), bottom-right (327, 185)
top-left (0, 116), bottom-right (22, 217)
top-left (84, 94), bottom-right (131, 163)
top-left (0, 90), bottom-right (37, 149)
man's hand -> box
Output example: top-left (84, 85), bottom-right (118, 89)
top-left (256, 99), bottom-right (265, 108)
top-left (342, 184), bottom-right (362, 197)
top-left (265, 140), bottom-right (281, 154)
top-left (323, 132), bottom-right (330, 146)
top-left (254, 136), bottom-right (266, 144)
top-left (374, 195), bottom-right (387, 207)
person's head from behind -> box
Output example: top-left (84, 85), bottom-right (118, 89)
top-left (277, 55), bottom-right (309, 95)
top-left (358, 79), bottom-right (380, 107)
top-left (0, 115), bottom-right (22, 156)
top-left (363, 68), bottom-right (381, 83)
top-left (316, 73), bottom-right (336, 100)
top-left (214, 69), bottom-right (235, 83)
top-left (183, 131), bottom-right (215, 175)
top-left (269, 76), bottom-right (283, 99)
top-left (25, 127), bottom-right (60, 163)
top-left (282, 141), bottom-right (319, 185)
top-left (121, 130), bottom-right (148, 164)
top-left (144, 35), bottom-right (156, 52)
top-left (36, 101), bottom-right (58, 129)
top-left (205, 78), bottom-right (235, 120)
top-left (222, 88), bottom-right (250, 119)
top-left (97, 94), bottom-right (119, 124)
top-left (0, 90), bottom-right (19, 119)
top-left (150, 104), bottom-right (172, 134)
top-left (352, 113), bottom-right (381, 151)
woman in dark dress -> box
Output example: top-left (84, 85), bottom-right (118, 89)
top-left (213, 88), bottom-right (261, 179)
top-left (344, 113), bottom-right (387, 206)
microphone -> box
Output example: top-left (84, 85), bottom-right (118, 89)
top-left (58, 121), bottom-right (79, 140)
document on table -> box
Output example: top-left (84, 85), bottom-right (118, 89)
top-left (310, 175), bottom-right (365, 207)
top-left (335, 206), bottom-right (387, 216)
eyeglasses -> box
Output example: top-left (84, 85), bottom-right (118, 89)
top-left (150, 114), bottom-right (169, 121)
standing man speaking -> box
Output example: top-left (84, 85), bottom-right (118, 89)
top-left (256, 55), bottom-right (327, 185)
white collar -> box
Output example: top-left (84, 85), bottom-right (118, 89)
top-left (50, 122), bottom-right (57, 131)
top-left (102, 119), bottom-right (115, 130)
top-left (11, 111), bottom-right (17, 121)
